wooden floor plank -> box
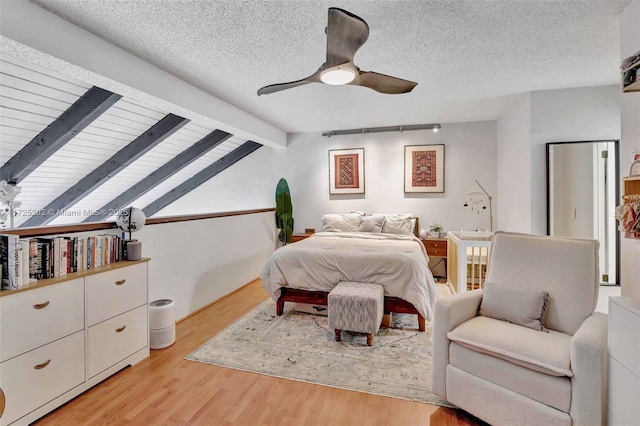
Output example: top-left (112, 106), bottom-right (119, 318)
top-left (34, 279), bottom-right (483, 426)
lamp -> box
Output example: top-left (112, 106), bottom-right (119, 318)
top-left (0, 180), bottom-right (22, 229)
top-left (463, 180), bottom-right (493, 232)
top-left (320, 67), bottom-right (356, 85)
top-left (323, 123), bottom-right (441, 137)
top-left (116, 207), bottom-right (146, 260)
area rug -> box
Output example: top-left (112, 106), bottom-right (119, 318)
top-left (186, 284), bottom-right (454, 407)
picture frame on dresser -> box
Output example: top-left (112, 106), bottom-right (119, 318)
top-left (328, 148), bottom-right (365, 195)
top-left (404, 144), bottom-right (445, 193)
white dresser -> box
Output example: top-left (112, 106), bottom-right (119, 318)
top-left (608, 296), bottom-right (640, 426)
top-left (0, 259), bottom-right (150, 425)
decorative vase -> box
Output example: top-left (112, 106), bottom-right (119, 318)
top-left (126, 240), bottom-right (142, 261)
top-left (430, 230), bottom-right (440, 238)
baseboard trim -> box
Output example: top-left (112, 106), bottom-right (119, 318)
top-left (175, 277), bottom-right (261, 324)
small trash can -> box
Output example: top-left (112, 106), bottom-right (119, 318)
top-left (149, 299), bottom-right (175, 349)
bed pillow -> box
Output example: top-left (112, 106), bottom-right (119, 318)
top-left (479, 281), bottom-right (549, 331)
top-left (377, 213), bottom-right (415, 235)
top-left (321, 213), bottom-right (363, 232)
top-left (358, 215), bottom-right (385, 233)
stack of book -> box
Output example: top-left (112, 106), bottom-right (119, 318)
top-left (0, 233), bottom-right (125, 290)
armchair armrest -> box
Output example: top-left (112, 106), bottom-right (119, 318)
top-left (431, 289), bottom-right (483, 398)
top-left (569, 312), bottom-right (608, 426)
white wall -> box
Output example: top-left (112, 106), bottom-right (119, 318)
top-left (497, 94), bottom-right (532, 232)
top-left (497, 86), bottom-right (621, 235)
top-left (137, 211), bottom-right (275, 320)
top-left (529, 85), bottom-right (621, 235)
top-left (620, 0), bottom-right (640, 300)
top-left (285, 121), bottom-right (497, 234)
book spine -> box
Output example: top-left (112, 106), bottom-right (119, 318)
top-left (35, 242), bottom-right (45, 280)
top-left (0, 235), bottom-right (9, 289)
top-left (8, 234), bottom-right (21, 289)
top-left (20, 239), bottom-right (31, 285)
top-left (73, 237), bottom-right (78, 272)
top-left (29, 239), bottom-right (37, 282)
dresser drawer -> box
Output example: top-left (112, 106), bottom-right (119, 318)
top-left (422, 239), bottom-right (448, 257)
top-left (609, 356), bottom-right (640, 425)
top-left (87, 305), bottom-right (147, 378)
top-left (0, 331), bottom-right (85, 425)
top-left (86, 263), bottom-right (147, 326)
top-left (0, 279), bottom-right (84, 362)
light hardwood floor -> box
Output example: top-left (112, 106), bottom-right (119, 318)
top-left (34, 280), bottom-right (484, 426)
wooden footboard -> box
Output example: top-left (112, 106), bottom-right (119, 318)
top-left (276, 288), bottom-right (426, 332)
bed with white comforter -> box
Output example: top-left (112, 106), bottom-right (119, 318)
top-left (260, 231), bottom-right (439, 321)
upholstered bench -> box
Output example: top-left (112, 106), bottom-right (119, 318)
top-left (328, 282), bottom-right (384, 346)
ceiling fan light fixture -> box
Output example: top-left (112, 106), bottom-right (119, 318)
top-left (320, 68), bottom-right (356, 85)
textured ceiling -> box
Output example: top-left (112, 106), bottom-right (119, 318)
top-left (31, 0), bottom-right (630, 134)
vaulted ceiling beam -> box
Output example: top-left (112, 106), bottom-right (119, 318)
top-left (0, 86), bottom-right (122, 184)
top-left (142, 141), bottom-right (262, 217)
top-left (84, 129), bottom-right (232, 222)
top-left (20, 113), bottom-right (189, 227)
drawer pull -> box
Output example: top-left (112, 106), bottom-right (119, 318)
top-left (116, 325), bottom-right (127, 333)
top-left (34, 359), bottom-right (51, 370)
top-left (115, 279), bottom-right (126, 286)
top-left (33, 301), bottom-right (50, 310)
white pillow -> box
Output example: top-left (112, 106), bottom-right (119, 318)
top-left (358, 215), bottom-right (385, 233)
top-left (374, 213), bottom-right (416, 235)
top-left (321, 213), bottom-right (363, 232)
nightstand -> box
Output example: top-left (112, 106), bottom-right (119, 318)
top-left (290, 233), bottom-right (314, 243)
top-left (421, 238), bottom-right (448, 258)
top-left (421, 238), bottom-right (448, 282)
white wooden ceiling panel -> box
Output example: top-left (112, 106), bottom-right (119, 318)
top-left (0, 106), bottom-right (57, 125)
top-left (0, 115), bottom-right (50, 132)
top-left (0, 96), bottom-right (66, 117)
top-left (1, 55), bottom-right (90, 91)
top-left (0, 73), bottom-right (86, 102)
top-left (53, 122), bottom-right (222, 223)
top-left (0, 85), bottom-right (74, 110)
top-left (15, 97), bottom-right (167, 221)
top-left (2, 54), bottom-right (259, 227)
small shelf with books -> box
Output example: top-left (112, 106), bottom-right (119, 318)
top-left (621, 57), bottom-right (640, 93)
top-left (1, 232), bottom-right (127, 292)
top-left (0, 257), bottom-right (150, 297)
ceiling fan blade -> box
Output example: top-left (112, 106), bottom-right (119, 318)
top-left (350, 71), bottom-right (418, 94)
top-left (326, 8), bottom-right (369, 68)
top-left (257, 69), bottom-right (322, 95)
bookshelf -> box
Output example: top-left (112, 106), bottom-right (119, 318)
top-left (621, 58), bottom-right (640, 93)
top-left (1, 232), bottom-right (127, 292)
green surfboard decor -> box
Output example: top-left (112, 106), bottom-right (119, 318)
top-left (275, 178), bottom-right (294, 244)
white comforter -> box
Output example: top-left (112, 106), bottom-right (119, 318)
top-left (260, 232), bottom-right (439, 321)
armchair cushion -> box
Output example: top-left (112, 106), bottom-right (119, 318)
top-left (479, 281), bottom-right (549, 331)
top-left (450, 342), bottom-right (572, 412)
top-left (447, 316), bottom-right (573, 377)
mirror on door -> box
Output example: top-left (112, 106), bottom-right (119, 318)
top-left (546, 140), bottom-right (619, 285)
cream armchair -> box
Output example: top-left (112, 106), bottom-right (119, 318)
top-left (431, 232), bottom-right (608, 426)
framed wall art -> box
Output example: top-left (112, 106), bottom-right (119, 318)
top-left (329, 148), bottom-right (365, 194)
top-left (404, 144), bottom-right (445, 193)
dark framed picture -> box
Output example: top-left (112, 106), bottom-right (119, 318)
top-left (404, 144), bottom-right (445, 193)
top-left (329, 148), bottom-right (365, 194)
